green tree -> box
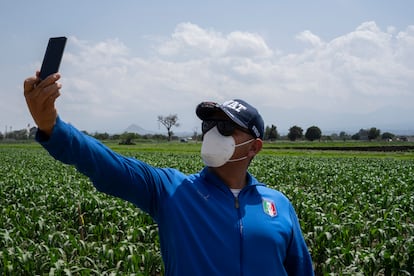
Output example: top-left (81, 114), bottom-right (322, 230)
top-left (264, 125), bottom-right (279, 141)
top-left (305, 126), bottom-right (322, 141)
top-left (93, 132), bottom-right (110, 140)
top-left (381, 132), bottom-right (395, 140)
top-left (288, 125), bottom-right (303, 141)
top-left (339, 131), bottom-right (350, 141)
top-left (351, 133), bottom-right (360, 140)
top-left (158, 114), bottom-right (180, 141)
top-left (119, 132), bottom-right (140, 145)
top-left (353, 129), bottom-right (369, 140)
top-left (368, 127), bottom-right (381, 141)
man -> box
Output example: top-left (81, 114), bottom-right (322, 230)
top-left (24, 72), bottom-right (314, 275)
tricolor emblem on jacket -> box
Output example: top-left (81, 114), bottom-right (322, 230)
top-left (262, 198), bottom-right (277, 217)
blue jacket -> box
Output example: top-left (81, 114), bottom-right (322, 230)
top-left (37, 117), bottom-right (314, 275)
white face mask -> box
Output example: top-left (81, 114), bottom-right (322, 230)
top-left (201, 126), bottom-right (254, 167)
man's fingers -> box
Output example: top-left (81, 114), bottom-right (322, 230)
top-left (42, 82), bottom-right (62, 95)
top-left (23, 72), bottom-right (59, 97)
top-left (25, 73), bottom-right (62, 99)
top-left (34, 82), bottom-right (62, 105)
top-left (23, 76), bottom-right (40, 94)
top-left (45, 90), bottom-right (61, 105)
top-left (36, 73), bottom-right (61, 90)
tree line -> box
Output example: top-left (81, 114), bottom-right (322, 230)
top-left (154, 114), bottom-right (402, 142)
top-left (0, 113), bottom-right (405, 143)
top-left (0, 124), bottom-right (401, 143)
top-left (264, 125), bottom-right (400, 142)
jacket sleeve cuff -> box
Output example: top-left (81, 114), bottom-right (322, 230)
top-left (35, 116), bottom-right (71, 152)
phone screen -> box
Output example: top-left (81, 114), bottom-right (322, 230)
top-left (39, 37), bottom-right (67, 80)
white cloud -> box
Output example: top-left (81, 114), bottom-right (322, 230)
top-left (296, 30), bottom-right (323, 47)
top-left (157, 22), bottom-right (273, 59)
top-left (20, 22), bottom-right (413, 133)
top-left (157, 23), bottom-right (227, 57)
top-left (395, 25), bottom-right (414, 68)
top-left (225, 31), bottom-right (273, 58)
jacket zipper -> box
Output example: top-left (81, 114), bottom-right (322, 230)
top-left (235, 196), bottom-right (243, 275)
top-left (234, 197), bottom-right (242, 235)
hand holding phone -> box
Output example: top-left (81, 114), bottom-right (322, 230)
top-left (39, 37), bottom-right (67, 80)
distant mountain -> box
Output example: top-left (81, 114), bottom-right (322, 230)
top-left (124, 124), bottom-right (194, 138)
top-left (124, 124), bottom-right (156, 135)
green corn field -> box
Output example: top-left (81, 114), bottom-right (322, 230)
top-left (1, 143), bottom-right (413, 275)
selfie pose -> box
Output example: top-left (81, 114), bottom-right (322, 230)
top-left (24, 72), bottom-right (314, 275)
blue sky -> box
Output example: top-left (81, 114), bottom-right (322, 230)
top-left (1, 0), bottom-right (413, 135)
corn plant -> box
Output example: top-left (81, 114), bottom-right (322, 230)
top-left (1, 146), bottom-right (413, 275)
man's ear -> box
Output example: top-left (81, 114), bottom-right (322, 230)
top-left (249, 138), bottom-right (263, 157)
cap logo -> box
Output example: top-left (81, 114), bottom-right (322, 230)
top-left (251, 125), bottom-right (260, 138)
top-left (223, 100), bottom-right (247, 113)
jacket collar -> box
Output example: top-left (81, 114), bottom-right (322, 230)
top-left (199, 167), bottom-right (265, 193)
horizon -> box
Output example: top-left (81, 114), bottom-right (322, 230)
top-left (85, 122), bottom-right (414, 137)
top-left (2, 121), bottom-right (414, 138)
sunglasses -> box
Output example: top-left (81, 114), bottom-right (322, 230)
top-left (202, 120), bottom-right (249, 136)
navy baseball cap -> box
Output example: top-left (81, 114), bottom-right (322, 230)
top-left (196, 99), bottom-right (264, 139)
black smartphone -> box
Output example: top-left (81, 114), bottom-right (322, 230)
top-left (39, 36), bottom-right (67, 80)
